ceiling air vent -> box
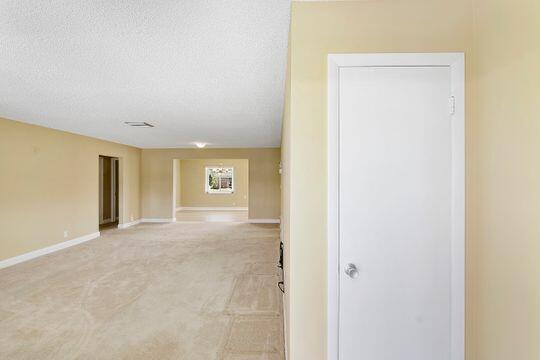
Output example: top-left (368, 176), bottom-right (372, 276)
top-left (124, 122), bottom-right (154, 128)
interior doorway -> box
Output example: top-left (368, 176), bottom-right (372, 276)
top-left (174, 159), bottom-right (249, 222)
top-left (99, 155), bottom-right (119, 230)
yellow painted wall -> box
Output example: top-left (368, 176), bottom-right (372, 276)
top-left (141, 148), bottom-right (280, 220)
top-left (179, 159), bottom-right (248, 208)
top-left (0, 117), bottom-right (141, 261)
top-left (471, 0), bottom-right (540, 358)
top-left (174, 159), bottom-right (181, 208)
top-left (284, 1), bottom-right (472, 359)
top-left (284, 1), bottom-right (539, 359)
top-left (281, 20), bottom-right (292, 358)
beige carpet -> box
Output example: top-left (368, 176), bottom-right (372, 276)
top-left (0, 222), bottom-right (284, 359)
top-left (175, 210), bottom-right (249, 223)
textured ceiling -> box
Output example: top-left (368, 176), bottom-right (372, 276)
top-left (0, 1), bottom-right (290, 148)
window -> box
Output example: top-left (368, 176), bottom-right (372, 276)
top-left (205, 167), bottom-right (234, 194)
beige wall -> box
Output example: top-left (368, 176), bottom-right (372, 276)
top-left (284, 1), bottom-right (539, 359)
top-left (0, 117), bottom-right (141, 261)
top-left (179, 159), bottom-right (249, 208)
top-left (174, 159), bottom-right (181, 208)
top-left (141, 148), bottom-right (280, 220)
top-left (471, 0), bottom-right (540, 358)
top-left (281, 20), bottom-right (292, 357)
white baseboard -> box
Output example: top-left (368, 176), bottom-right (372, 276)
top-left (0, 232), bottom-right (101, 270)
top-left (117, 219), bottom-right (141, 229)
top-left (247, 219), bottom-right (281, 224)
top-left (176, 207), bottom-right (248, 211)
top-left (140, 218), bottom-right (176, 223)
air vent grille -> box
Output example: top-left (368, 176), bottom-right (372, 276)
top-left (124, 122), bottom-right (154, 127)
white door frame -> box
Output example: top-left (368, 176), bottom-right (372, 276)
top-left (327, 53), bottom-right (465, 360)
top-left (111, 158), bottom-right (118, 221)
top-left (99, 157), bottom-right (104, 224)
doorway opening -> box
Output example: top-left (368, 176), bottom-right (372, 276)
top-left (99, 155), bottom-right (119, 230)
top-left (174, 158), bottom-right (249, 222)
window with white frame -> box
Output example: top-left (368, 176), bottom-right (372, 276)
top-left (205, 167), bottom-right (234, 194)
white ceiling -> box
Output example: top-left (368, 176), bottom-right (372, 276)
top-left (0, 1), bottom-right (290, 148)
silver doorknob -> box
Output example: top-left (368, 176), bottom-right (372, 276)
top-left (344, 263), bottom-right (359, 279)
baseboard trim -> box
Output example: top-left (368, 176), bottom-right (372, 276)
top-left (176, 207), bottom-right (248, 211)
top-left (247, 219), bottom-right (281, 224)
top-left (117, 219), bottom-right (141, 229)
top-left (140, 218), bottom-right (176, 223)
top-left (0, 232), bottom-right (101, 270)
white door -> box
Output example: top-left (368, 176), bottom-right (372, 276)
top-left (336, 62), bottom-right (463, 360)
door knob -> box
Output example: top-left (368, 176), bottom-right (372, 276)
top-left (344, 263), bottom-right (359, 279)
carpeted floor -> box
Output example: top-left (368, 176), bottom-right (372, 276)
top-left (0, 222), bottom-right (284, 359)
top-left (175, 210), bottom-right (249, 223)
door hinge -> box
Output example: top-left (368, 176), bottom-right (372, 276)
top-left (449, 96), bottom-right (456, 115)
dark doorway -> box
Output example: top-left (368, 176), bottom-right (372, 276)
top-left (99, 156), bottom-right (119, 230)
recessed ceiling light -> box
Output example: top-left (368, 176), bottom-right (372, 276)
top-left (194, 142), bottom-right (207, 148)
top-left (124, 122), bottom-right (154, 127)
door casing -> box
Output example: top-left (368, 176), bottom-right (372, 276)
top-left (327, 53), bottom-right (465, 360)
